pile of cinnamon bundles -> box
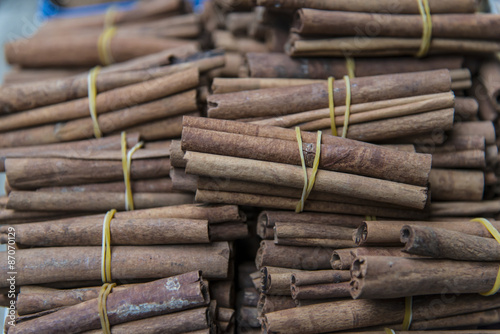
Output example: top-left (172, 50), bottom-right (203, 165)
top-left (1, 203), bottom-right (247, 333)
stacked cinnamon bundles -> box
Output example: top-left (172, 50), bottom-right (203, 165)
top-left (1, 203), bottom-right (247, 333)
top-left (6, 272), bottom-right (216, 334)
top-left (207, 70), bottom-right (459, 143)
top-left (4, 0), bottom-right (201, 70)
top-left (0, 48), bottom-right (234, 148)
top-left (179, 116), bottom-right (433, 218)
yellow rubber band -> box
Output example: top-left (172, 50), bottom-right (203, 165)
top-left (98, 26), bottom-right (117, 66)
top-left (342, 75), bottom-right (352, 139)
top-left (98, 282), bottom-right (116, 334)
top-left (384, 329), bottom-right (396, 334)
top-left (88, 66), bottom-right (103, 138)
top-left (365, 216), bottom-right (377, 221)
top-left (121, 132), bottom-right (144, 211)
top-left (416, 0), bottom-right (432, 58)
top-left (328, 77), bottom-right (338, 137)
top-left (295, 127), bottom-right (308, 213)
top-left (471, 218), bottom-right (500, 296)
top-left (101, 209), bottom-right (116, 284)
top-left (104, 6), bottom-right (117, 29)
top-left (345, 57), bottom-right (355, 79)
top-left (295, 129), bottom-right (322, 213)
top-left (402, 296), bottom-right (413, 330)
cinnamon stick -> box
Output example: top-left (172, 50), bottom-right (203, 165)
top-left (350, 256), bottom-right (499, 298)
top-left (401, 225), bottom-right (500, 261)
top-left (0, 243), bottom-right (230, 287)
top-left (274, 222), bottom-right (356, 248)
top-left (429, 169), bottom-right (484, 201)
top-left (431, 199), bottom-right (500, 217)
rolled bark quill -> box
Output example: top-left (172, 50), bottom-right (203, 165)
top-left (35, 178), bottom-right (177, 194)
top-left (0, 67), bottom-right (199, 135)
top-left (429, 169), bottom-right (484, 201)
top-left (256, 240), bottom-right (333, 270)
top-left (182, 117), bottom-right (433, 187)
top-left (6, 150), bottom-right (170, 189)
top-left (401, 225), bottom-right (500, 261)
top-left (0, 242), bottom-right (230, 287)
top-left (0, 133), bottom-right (140, 172)
top-left (430, 199), bottom-right (500, 217)
top-left (274, 222), bottom-right (357, 248)
top-left (257, 294), bottom-right (296, 317)
top-left (246, 53), bottom-right (464, 79)
top-left (263, 294), bottom-right (500, 333)
top-left (0, 49), bottom-right (222, 113)
top-left (331, 247), bottom-right (422, 270)
top-left (184, 152), bottom-right (428, 210)
top-left (0, 218), bottom-right (210, 247)
top-left (354, 220), bottom-right (500, 246)
top-left (8, 271), bottom-right (209, 334)
top-left (290, 270), bottom-right (351, 300)
top-left (261, 267), bottom-right (303, 296)
top-left (254, 0), bottom-right (478, 13)
top-left (350, 256), bottom-right (500, 299)
top-left (207, 70), bottom-right (451, 120)
top-left (479, 61), bottom-right (500, 111)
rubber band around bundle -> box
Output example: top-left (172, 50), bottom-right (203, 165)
top-left (121, 132), bottom-right (144, 211)
top-left (345, 57), bottom-right (356, 78)
top-left (295, 128), bottom-right (322, 213)
top-left (328, 77), bottom-right (338, 136)
top-left (342, 75), bottom-right (352, 138)
top-left (416, 0), bottom-right (432, 58)
top-left (104, 6), bottom-right (118, 29)
top-left (384, 329), bottom-right (396, 334)
top-left (98, 282), bottom-right (116, 334)
top-left (87, 66), bottom-right (103, 138)
top-left (471, 218), bottom-right (500, 296)
top-left (98, 26), bottom-right (117, 66)
top-left (101, 209), bottom-right (116, 283)
top-left (365, 216), bottom-right (377, 221)
top-left (402, 295), bottom-right (413, 330)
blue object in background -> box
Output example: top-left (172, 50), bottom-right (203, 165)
top-left (38, 0), bottom-right (208, 21)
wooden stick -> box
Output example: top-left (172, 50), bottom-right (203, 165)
top-left (350, 256), bottom-right (499, 299)
top-left (207, 70), bottom-right (451, 120)
top-left (0, 243), bottom-right (230, 287)
top-left (8, 272), bottom-right (209, 334)
top-left (401, 225), bottom-right (500, 261)
top-left (6, 191), bottom-right (194, 212)
top-left (0, 218), bottom-right (210, 247)
top-left (355, 220), bottom-right (500, 246)
top-left (183, 116), bottom-right (433, 187)
top-left (185, 152), bottom-right (429, 209)
top-left (253, 0), bottom-right (478, 13)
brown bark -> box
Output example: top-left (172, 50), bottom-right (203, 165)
top-left (207, 70), bottom-right (451, 120)
top-left (0, 68), bottom-right (199, 138)
top-left (287, 35), bottom-right (500, 57)
top-left (37, 178), bottom-right (175, 194)
top-left (170, 140), bottom-right (187, 168)
top-left (415, 135), bottom-right (485, 153)
top-left (450, 121), bottom-right (496, 145)
top-left (355, 220), bottom-right (500, 246)
top-left (293, 11), bottom-right (500, 40)
top-left (171, 167), bottom-right (198, 192)
top-left (291, 281), bottom-right (351, 300)
top-left (246, 53), bottom-right (463, 79)
top-left (211, 78), bottom-right (322, 94)
top-left (263, 293), bottom-right (500, 333)
top-left (257, 294), bottom-right (295, 317)
top-left (6, 191), bottom-right (194, 212)
top-left (274, 222), bottom-right (356, 248)
top-left (401, 224), bottom-right (500, 261)
top-left (259, 210), bottom-right (363, 229)
top-left (80, 306), bottom-right (212, 334)
top-left (209, 280), bottom-right (234, 308)
top-left (479, 61), bottom-right (500, 111)
top-left (261, 267), bottom-right (303, 296)
top-left (0, 133), bottom-right (139, 172)
top-left (185, 152), bottom-right (429, 209)
top-left (431, 199), bottom-right (500, 217)
top-left (0, 243), bottom-right (230, 287)
top-left (212, 30), bottom-right (268, 54)
top-left (253, 0), bottom-right (477, 13)
top-left (350, 256), bottom-right (499, 298)
top-left (209, 221), bottom-right (249, 241)
top-left (183, 116), bottom-right (433, 187)
top-left (120, 111), bottom-right (200, 141)
top-left (330, 247), bottom-right (421, 270)
top-left (429, 169), bottom-right (484, 201)
top-left (431, 150), bottom-right (485, 169)
top-left (6, 156), bottom-right (170, 189)
top-left (196, 189), bottom-right (428, 220)
top-left (256, 240), bottom-right (334, 270)
top-left (5, 30), bottom-right (198, 68)
top-left (0, 218), bottom-right (209, 247)
top-left (8, 272), bottom-right (209, 334)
